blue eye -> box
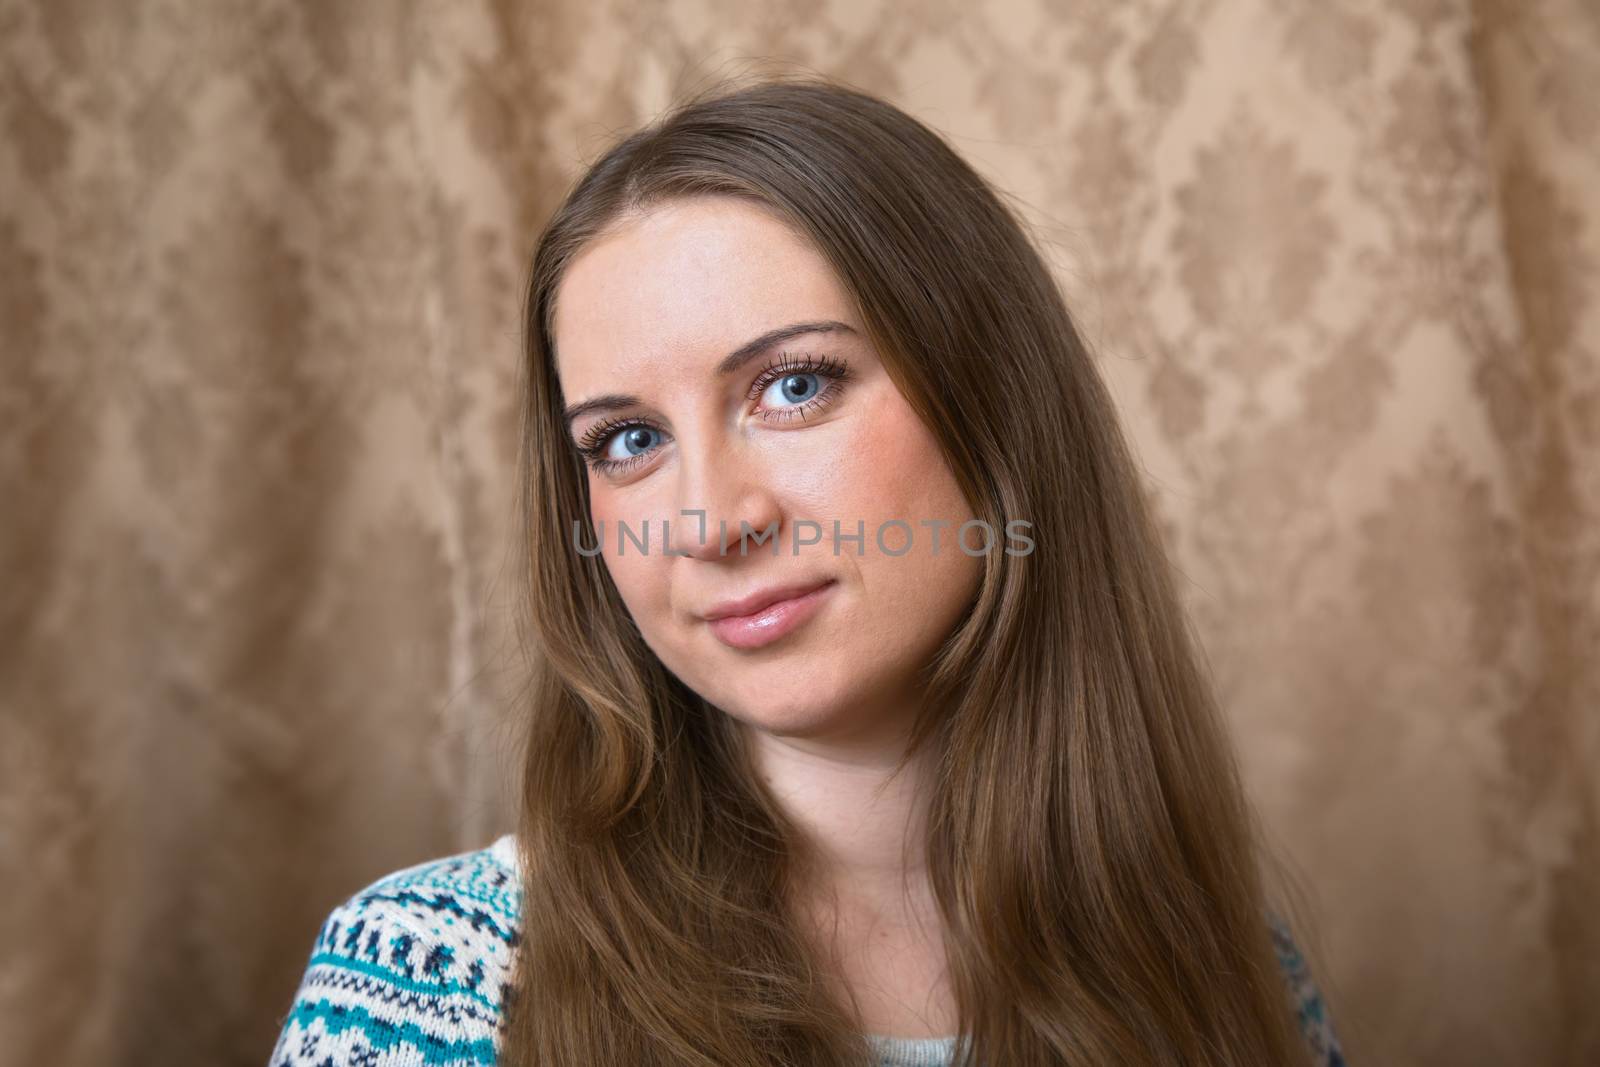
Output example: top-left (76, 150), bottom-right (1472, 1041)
top-left (604, 425), bottom-right (662, 462)
top-left (746, 352), bottom-right (854, 425)
top-left (762, 372), bottom-right (821, 407)
top-left (575, 418), bottom-right (669, 476)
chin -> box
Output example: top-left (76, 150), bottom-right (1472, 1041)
top-left (704, 670), bottom-right (895, 743)
top-left (732, 702), bottom-right (851, 740)
top-left (703, 684), bottom-right (842, 731)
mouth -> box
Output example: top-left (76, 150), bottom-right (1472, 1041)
top-left (702, 578), bottom-right (837, 651)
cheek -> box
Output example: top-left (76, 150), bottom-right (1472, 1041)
top-left (587, 490), bottom-right (674, 624)
top-left (834, 398), bottom-right (971, 527)
top-left (832, 400), bottom-right (982, 626)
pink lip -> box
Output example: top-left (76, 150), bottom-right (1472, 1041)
top-left (703, 580), bottom-right (836, 650)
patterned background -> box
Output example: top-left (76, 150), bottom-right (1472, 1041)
top-left (1, 1), bottom-right (1596, 1065)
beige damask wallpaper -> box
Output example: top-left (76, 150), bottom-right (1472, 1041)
top-left (2, 1), bottom-right (1596, 1065)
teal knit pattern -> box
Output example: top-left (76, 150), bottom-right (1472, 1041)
top-left (268, 836), bottom-right (521, 1067)
top-left (268, 834), bottom-right (1346, 1066)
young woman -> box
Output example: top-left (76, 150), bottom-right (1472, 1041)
top-left (269, 75), bottom-right (1347, 1067)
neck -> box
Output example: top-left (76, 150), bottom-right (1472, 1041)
top-left (736, 715), bottom-right (959, 1041)
top-left (740, 717), bottom-right (937, 924)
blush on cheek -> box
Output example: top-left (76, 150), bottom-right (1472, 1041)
top-left (851, 402), bottom-right (964, 521)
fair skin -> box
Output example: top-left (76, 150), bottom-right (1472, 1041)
top-left (551, 194), bottom-right (982, 1038)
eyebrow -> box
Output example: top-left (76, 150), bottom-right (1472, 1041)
top-left (561, 319), bottom-right (857, 433)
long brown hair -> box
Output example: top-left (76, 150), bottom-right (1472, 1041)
top-left (504, 71), bottom-right (1319, 1066)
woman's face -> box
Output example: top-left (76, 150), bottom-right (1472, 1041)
top-left (551, 195), bottom-right (982, 747)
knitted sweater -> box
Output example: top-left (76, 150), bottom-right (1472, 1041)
top-left (267, 833), bottom-right (1346, 1066)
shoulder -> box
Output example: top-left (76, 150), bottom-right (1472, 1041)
top-left (1266, 909), bottom-right (1349, 1067)
top-left (268, 833), bottom-right (524, 1066)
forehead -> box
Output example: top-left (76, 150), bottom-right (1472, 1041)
top-left (551, 196), bottom-right (857, 388)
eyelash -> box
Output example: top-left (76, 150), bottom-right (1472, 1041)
top-left (574, 350), bottom-right (855, 476)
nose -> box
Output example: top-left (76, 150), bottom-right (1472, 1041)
top-left (668, 434), bottom-right (785, 562)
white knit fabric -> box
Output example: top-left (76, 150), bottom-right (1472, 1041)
top-left (864, 1034), bottom-right (961, 1067)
